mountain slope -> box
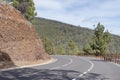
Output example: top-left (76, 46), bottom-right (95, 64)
top-left (34, 17), bottom-right (120, 54)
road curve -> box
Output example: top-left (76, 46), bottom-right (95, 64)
top-left (0, 55), bottom-right (120, 80)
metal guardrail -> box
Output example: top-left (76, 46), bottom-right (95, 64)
top-left (103, 54), bottom-right (120, 64)
top-left (78, 53), bottom-right (120, 64)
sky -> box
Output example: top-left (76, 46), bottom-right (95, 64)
top-left (34, 0), bottom-right (120, 35)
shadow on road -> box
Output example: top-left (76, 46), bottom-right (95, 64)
top-left (0, 68), bottom-right (80, 80)
top-left (77, 73), bottom-right (109, 80)
top-left (0, 68), bottom-right (108, 80)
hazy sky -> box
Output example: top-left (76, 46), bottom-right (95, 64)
top-left (34, 0), bottom-right (120, 35)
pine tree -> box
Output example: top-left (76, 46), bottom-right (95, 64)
top-left (26, 0), bottom-right (37, 22)
top-left (83, 23), bottom-right (111, 56)
top-left (74, 45), bottom-right (79, 55)
top-left (83, 43), bottom-right (93, 55)
top-left (58, 45), bottom-right (65, 55)
top-left (68, 40), bottom-right (76, 55)
top-left (43, 37), bottom-right (54, 55)
top-left (12, 0), bottom-right (36, 22)
top-left (12, 0), bottom-right (19, 8)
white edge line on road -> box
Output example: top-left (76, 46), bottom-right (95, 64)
top-left (72, 58), bottom-right (94, 80)
top-left (109, 62), bottom-right (120, 67)
top-left (50, 58), bottom-right (73, 70)
top-left (0, 58), bottom-right (57, 72)
top-left (62, 58), bottom-right (73, 67)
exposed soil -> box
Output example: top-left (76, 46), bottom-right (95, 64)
top-left (0, 3), bottom-right (50, 69)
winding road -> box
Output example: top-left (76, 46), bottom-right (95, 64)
top-left (0, 55), bottom-right (120, 80)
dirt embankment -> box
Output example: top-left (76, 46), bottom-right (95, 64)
top-left (0, 3), bottom-right (50, 69)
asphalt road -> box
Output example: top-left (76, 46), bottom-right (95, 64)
top-left (0, 55), bottom-right (120, 80)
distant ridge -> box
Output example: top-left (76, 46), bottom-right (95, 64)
top-left (34, 17), bottom-right (120, 54)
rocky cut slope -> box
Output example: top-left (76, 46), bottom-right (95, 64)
top-left (0, 3), bottom-right (50, 67)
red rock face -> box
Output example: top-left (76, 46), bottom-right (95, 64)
top-left (0, 3), bottom-right (50, 66)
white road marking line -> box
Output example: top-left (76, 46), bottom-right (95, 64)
top-left (0, 58), bottom-right (57, 71)
top-left (62, 58), bottom-right (73, 67)
top-left (50, 58), bottom-right (73, 70)
top-left (72, 79), bottom-right (76, 80)
top-left (79, 74), bottom-right (83, 77)
top-left (72, 58), bottom-right (94, 80)
top-left (83, 72), bottom-right (87, 74)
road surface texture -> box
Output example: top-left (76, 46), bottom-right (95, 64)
top-left (0, 55), bottom-right (120, 80)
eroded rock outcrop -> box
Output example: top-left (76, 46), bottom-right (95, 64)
top-left (0, 3), bottom-right (50, 67)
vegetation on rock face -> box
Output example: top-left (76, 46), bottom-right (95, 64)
top-left (83, 23), bottom-right (111, 56)
top-left (34, 17), bottom-right (120, 55)
top-left (12, 0), bottom-right (37, 22)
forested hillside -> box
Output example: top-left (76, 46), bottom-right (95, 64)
top-left (34, 17), bottom-right (120, 54)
